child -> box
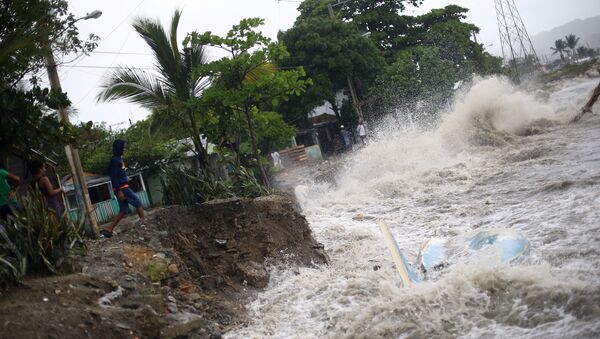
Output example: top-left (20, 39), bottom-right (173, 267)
top-left (100, 139), bottom-right (144, 238)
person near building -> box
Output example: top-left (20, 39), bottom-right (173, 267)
top-left (28, 159), bottom-right (64, 218)
top-left (340, 125), bottom-right (353, 151)
top-left (100, 139), bottom-right (144, 238)
top-left (356, 121), bottom-right (367, 145)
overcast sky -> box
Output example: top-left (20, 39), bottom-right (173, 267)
top-left (58, 0), bottom-right (600, 127)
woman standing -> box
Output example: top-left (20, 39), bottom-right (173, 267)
top-left (29, 160), bottom-right (64, 218)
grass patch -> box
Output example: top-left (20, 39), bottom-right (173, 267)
top-left (541, 59), bottom-right (597, 82)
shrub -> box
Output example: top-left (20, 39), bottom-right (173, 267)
top-left (160, 165), bottom-right (270, 206)
top-left (0, 189), bottom-right (85, 285)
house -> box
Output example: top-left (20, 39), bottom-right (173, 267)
top-left (62, 172), bottom-right (151, 225)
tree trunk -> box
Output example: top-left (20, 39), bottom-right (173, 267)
top-left (574, 81), bottom-right (600, 122)
top-left (188, 110), bottom-right (208, 172)
top-left (244, 108), bottom-right (270, 188)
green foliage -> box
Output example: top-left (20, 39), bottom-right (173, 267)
top-left (97, 10), bottom-right (211, 170)
top-left (78, 120), bottom-right (185, 175)
top-left (0, 189), bottom-right (85, 285)
top-left (372, 46), bottom-right (457, 111)
top-left (159, 165), bottom-right (269, 206)
top-left (278, 17), bottom-right (385, 124)
top-left (187, 18), bottom-right (309, 184)
top-left (278, 2), bottom-right (501, 127)
top-left (0, 0), bottom-right (97, 158)
top-left (0, 86), bottom-right (77, 158)
top-left (551, 39), bottom-right (568, 62)
top-left (564, 34), bottom-right (580, 55)
top-left (539, 59), bottom-right (597, 83)
top-left (254, 111), bottom-right (296, 153)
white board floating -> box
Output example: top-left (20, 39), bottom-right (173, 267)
top-left (378, 221), bottom-right (418, 287)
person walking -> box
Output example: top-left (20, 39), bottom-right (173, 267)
top-left (0, 168), bottom-right (20, 219)
top-left (100, 139), bottom-right (144, 238)
top-left (356, 121), bottom-right (367, 145)
top-left (28, 160), bottom-right (64, 218)
top-left (340, 125), bottom-right (353, 151)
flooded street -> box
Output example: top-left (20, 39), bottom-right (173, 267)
top-left (228, 77), bottom-right (600, 338)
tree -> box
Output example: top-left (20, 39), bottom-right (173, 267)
top-left (278, 17), bottom-right (385, 124)
top-left (564, 34), bottom-right (580, 58)
top-left (187, 18), bottom-right (310, 185)
top-left (576, 46), bottom-right (597, 58)
top-left (371, 46), bottom-right (457, 120)
top-left (97, 10), bottom-right (211, 170)
top-left (78, 120), bottom-right (184, 175)
top-left (551, 39), bottom-right (568, 63)
top-left (296, 0), bottom-right (422, 54)
top-left (0, 0), bottom-right (97, 158)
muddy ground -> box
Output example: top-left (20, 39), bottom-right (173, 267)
top-left (0, 195), bottom-right (327, 338)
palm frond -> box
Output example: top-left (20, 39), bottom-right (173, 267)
top-left (97, 66), bottom-right (169, 109)
top-left (184, 43), bottom-right (210, 96)
top-left (243, 62), bottom-right (277, 85)
top-left (133, 15), bottom-right (187, 99)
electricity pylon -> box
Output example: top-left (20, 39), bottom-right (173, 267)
top-left (494, 0), bottom-right (540, 80)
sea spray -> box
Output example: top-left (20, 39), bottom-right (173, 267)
top-left (227, 77), bottom-right (600, 338)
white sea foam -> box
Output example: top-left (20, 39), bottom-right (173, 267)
top-left (227, 77), bottom-right (600, 338)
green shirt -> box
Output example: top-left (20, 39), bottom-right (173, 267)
top-left (0, 169), bottom-right (16, 207)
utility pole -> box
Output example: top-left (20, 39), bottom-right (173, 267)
top-left (43, 10), bottom-right (102, 236)
top-left (45, 49), bottom-right (98, 236)
top-left (327, 1), bottom-right (365, 121)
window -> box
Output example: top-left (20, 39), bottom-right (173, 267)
top-left (66, 192), bottom-right (79, 210)
top-left (88, 183), bottom-right (111, 204)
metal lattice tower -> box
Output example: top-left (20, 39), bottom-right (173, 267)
top-left (494, 0), bottom-right (540, 78)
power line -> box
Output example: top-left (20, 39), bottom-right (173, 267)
top-left (90, 50), bottom-right (151, 56)
top-left (63, 65), bottom-right (155, 70)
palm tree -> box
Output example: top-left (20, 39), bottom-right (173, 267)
top-left (97, 10), bottom-right (210, 169)
top-left (564, 34), bottom-right (580, 58)
top-left (550, 39), bottom-right (567, 63)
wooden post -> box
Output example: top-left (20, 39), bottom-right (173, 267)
top-left (45, 46), bottom-right (99, 236)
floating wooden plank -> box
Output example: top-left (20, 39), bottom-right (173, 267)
top-left (378, 221), bottom-right (418, 287)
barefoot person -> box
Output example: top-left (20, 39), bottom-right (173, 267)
top-left (29, 159), bottom-right (64, 218)
top-left (101, 139), bottom-right (144, 238)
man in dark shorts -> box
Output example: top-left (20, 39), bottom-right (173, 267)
top-left (100, 139), bottom-right (144, 238)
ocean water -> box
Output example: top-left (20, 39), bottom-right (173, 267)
top-left (228, 77), bottom-right (600, 338)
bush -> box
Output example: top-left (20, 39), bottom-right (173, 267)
top-left (0, 189), bottom-right (85, 285)
top-left (160, 165), bottom-right (270, 206)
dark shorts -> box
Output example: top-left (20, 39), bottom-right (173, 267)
top-left (119, 187), bottom-right (142, 214)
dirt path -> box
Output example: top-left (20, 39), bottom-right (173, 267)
top-left (0, 195), bottom-right (327, 338)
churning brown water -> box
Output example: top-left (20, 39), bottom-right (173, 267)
top-left (228, 77), bottom-right (600, 338)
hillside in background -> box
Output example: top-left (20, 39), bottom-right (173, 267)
top-left (531, 16), bottom-right (600, 60)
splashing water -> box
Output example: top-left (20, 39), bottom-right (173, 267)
top-left (227, 77), bottom-right (600, 338)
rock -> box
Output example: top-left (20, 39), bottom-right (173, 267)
top-left (168, 263), bottom-right (179, 274)
top-left (160, 312), bottom-right (205, 339)
top-left (235, 261), bottom-right (268, 288)
top-left (167, 295), bottom-right (177, 303)
top-left (166, 303), bottom-right (178, 313)
top-left (186, 293), bottom-right (202, 302)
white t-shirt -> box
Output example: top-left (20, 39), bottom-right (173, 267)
top-left (357, 124), bottom-right (366, 136)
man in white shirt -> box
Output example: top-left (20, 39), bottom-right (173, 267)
top-left (356, 121), bottom-right (367, 145)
